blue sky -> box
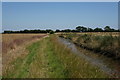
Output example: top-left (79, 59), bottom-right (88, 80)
top-left (2, 2), bottom-right (118, 31)
top-left (0, 2), bottom-right (2, 32)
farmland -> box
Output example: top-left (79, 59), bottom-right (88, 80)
top-left (2, 2), bottom-right (119, 79)
top-left (1, 32), bottom-right (120, 78)
top-left (2, 34), bottom-right (47, 77)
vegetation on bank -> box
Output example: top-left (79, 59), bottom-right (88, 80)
top-left (49, 35), bottom-right (109, 78)
top-left (59, 33), bottom-right (120, 60)
top-left (3, 26), bottom-right (120, 34)
top-left (3, 35), bottom-right (109, 78)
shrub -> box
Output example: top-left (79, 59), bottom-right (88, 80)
top-left (49, 31), bottom-right (54, 34)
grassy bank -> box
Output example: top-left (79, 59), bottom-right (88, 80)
top-left (59, 33), bottom-right (120, 60)
top-left (50, 35), bottom-right (108, 78)
top-left (3, 35), bottom-right (109, 78)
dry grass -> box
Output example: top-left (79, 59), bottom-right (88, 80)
top-left (76, 32), bottom-right (119, 36)
top-left (3, 35), bottom-right (108, 78)
top-left (2, 34), bottom-right (47, 54)
top-left (57, 32), bottom-right (119, 37)
top-left (59, 32), bottom-right (120, 60)
top-left (2, 34), bottom-right (47, 77)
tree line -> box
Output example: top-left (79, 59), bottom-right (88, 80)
top-left (3, 26), bottom-right (120, 34)
top-left (56, 26), bottom-right (119, 32)
top-left (3, 29), bottom-right (54, 34)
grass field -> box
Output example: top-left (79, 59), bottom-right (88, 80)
top-left (2, 33), bottom-right (120, 78)
top-left (2, 34), bottom-right (47, 77)
top-left (2, 34), bottom-right (109, 78)
top-left (2, 34), bottom-right (47, 54)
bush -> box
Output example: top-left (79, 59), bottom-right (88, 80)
top-left (49, 31), bottom-right (54, 34)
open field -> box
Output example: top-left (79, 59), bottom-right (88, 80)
top-left (2, 1), bottom-right (119, 78)
top-left (2, 33), bottom-right (120, 78)
top-left (2, 35), bottom-right (109, 78)
top-left (2, 34), bottom-right (47, 77)
top-left (2, 34), bottom-right (47, 54)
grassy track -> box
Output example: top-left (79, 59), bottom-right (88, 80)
top-left (3, 35), bottom-right (109, 78)
top-left (4, 40), bottom-right (42, 78)
top-left (28, 37), bottom-right (66, 78)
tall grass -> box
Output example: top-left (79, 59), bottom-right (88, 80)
top-left (2, 34), bottom-right (47, 54)
top-left (59, 33), bottom-right (120, 60)
top-left (3, 35), bottom-right (109, 78)
top-left (49, 35), bottom-right (108, 78)
top-left (2, 34), bottom-right (47, 78)
top-left (3, 40), bottom-right (42, 78)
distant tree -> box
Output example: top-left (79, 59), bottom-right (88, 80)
top-left (4, 31), bottom-right (12, 34)
top-left (3, 25), bottom-right (119, 34)
top-left (61, 29), bottom-right (71, 32)
top-left (71, 29), bottom-right (77, 32)
top-left (23, 29), bottom-right (29, 33)
top-left (56, 29), bottom-right (60, 32)
top-left (46, 29), bottom-right (53, 33)
top-left (65, 29), bottom-right (71, 32)
top-left (110, 28), bottom-right (115, 32)
top-left (87, 28), bottom-right (93, 32)
top-left (104, 26), bottom-right (111, 32)
top-left (94, 28), bottom-right (103, 32)
top-left (76, 26), bottom-right (87, 32)
top-left (49, 31), bottom-right (54, 34)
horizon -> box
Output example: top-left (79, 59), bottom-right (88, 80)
top-left (2, 25), bottom-right (119, 32)
top-left (2, 2), bottom-right (118, 32)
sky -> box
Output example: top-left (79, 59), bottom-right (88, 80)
top-left (1, 0), bottom-right (120, 2)
top-left (0, 2), bottom-right (2, 32)
top-left (118, 2), bottom-right (120, 29)
top-left (2, 2), bottom-right (118, 31)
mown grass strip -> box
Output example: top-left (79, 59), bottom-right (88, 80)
top-left (27, 38), bottom-right (49, 78)
top-left (4, 40), bottom-right (41, 78)
top-left (17, 41), bottom-right (41, 78)
top-left (44, 37), bottom-right (68, 78)
top-left (27, 37), bottom-right (68, 78)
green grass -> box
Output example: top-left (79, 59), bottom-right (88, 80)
top-left (3, 35), bottom-right (109, 78)
top-left (45, 37), bottom-right (67, 78)
top-left (28, 37), bottom-right (67, 78)
top-left (3, 40), bottom-right (41, 78)
top-left (59, 33), bottom-right (120, 59)
top-left (50, 35), bottom-right (108, 78)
